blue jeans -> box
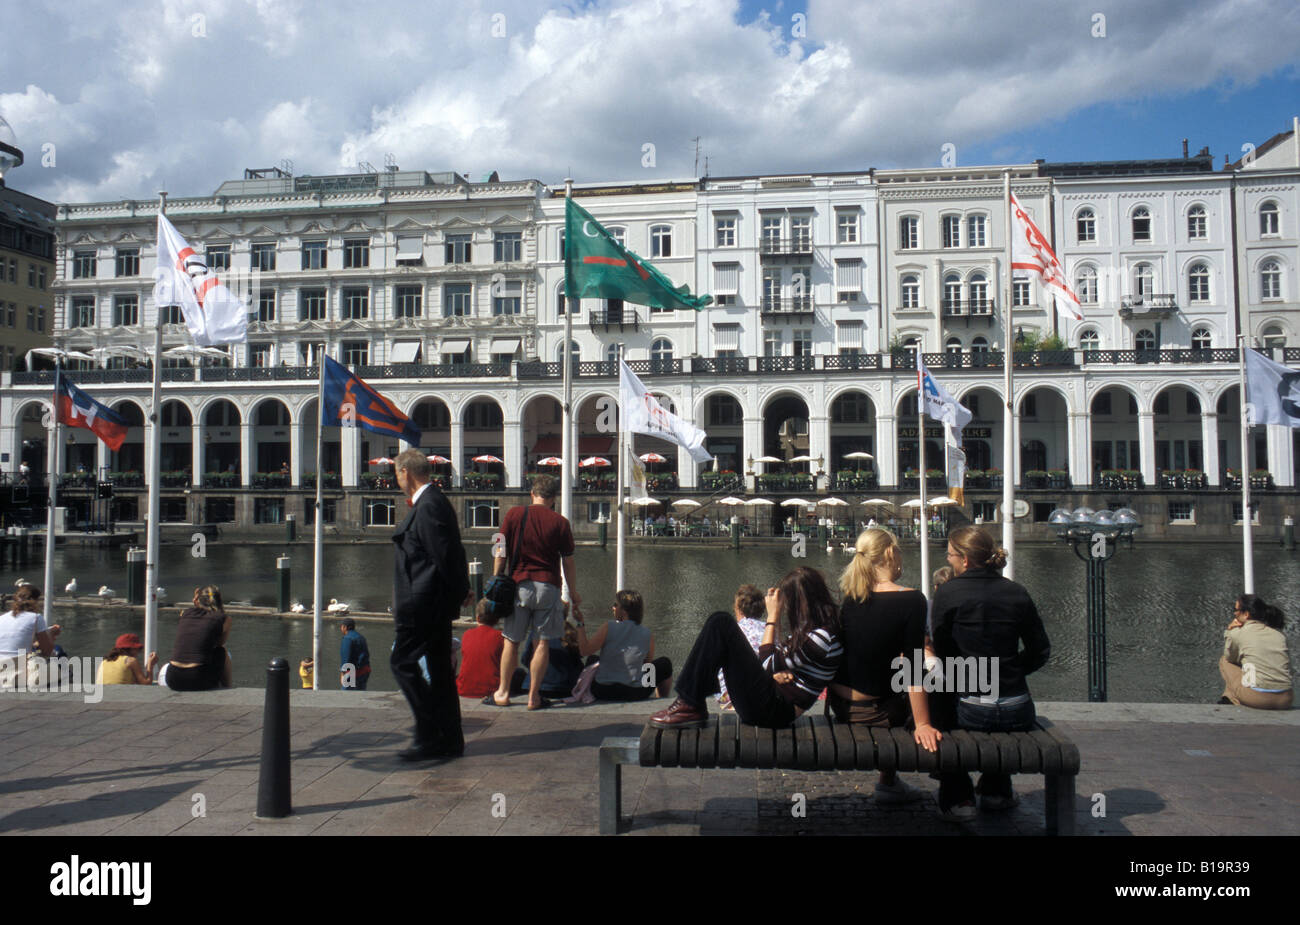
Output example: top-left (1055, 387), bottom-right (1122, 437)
top-left (940, 696), bottom-right (1036, 808)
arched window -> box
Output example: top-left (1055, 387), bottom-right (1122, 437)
top-left (556, 340), bottom-right (580, 363)
top-left (1132, 206), bottom-right (1151, 242)
top-left (942, 273), bottom-right (962, 314)
top-left (1260, 201), bottom-right (1280, 236)
top-left (649, 225), bottom-right (671, 257)
top-left (1191, 327), bottom-right (1212, 350)
top-left (1188, 262), bottom-right (1210, 303)
top-left (650, 338), bottom-right (674, 367)
top-left (1078, 329), bottom-right (1100, 351)
top-left (901, 336), bottom-right (920, 349)
top-left (1261, 259), bottom-right (1281, 300)
top-left (968, 272), bottom-right (988, 312)
top-left (1135, 329), bottom-right (1156, 350)
top-left (900, 274), bottom-right (920, 309)
top-left (1077, 207), bottom-right (1096, 244)
top-left (1076, 266), bottom-right (1098, 304)
top-left (1133, 263), bottom-right (1154, 300)
top-left (1262, 324), bottom-right (1286, 349)
top-left (942, 215), bottom-right (961, 248)
top-left (606, 226), bottom-right (627, 247)
top-left (1187, 205), bottom-right (1207, 240)
top-left (945, 337), bottom-right (963, 356)
top-left (605, 343), bottom-right (619, 363)
top-left (970, 336), bottom-right (989, 354)
top-left (899, 215), bottom-right (919, 249)
top-left (555, 281), bottom-right (577, 316)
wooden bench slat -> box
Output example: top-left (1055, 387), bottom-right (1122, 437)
top-left (717, 711), bottom-right (739, 769)
top-left (755, 725), bottom-right (776, 768)
top-left (948, 730), bottom-right (978, 774)
top-left (1016, 733), bottom-right (1042, 773)
top-left (660, 727), bottom-right (682, 767)
top-left (696, 717), bottom-right (719, 768)
top-left (830, 721), bottom-right (857, 770)
top-left (991, 732), bottom-right (1021, 773)
top-left (738, 722), bottom-right (759, 767)
top-left (639, 726), bottom-right (660, 767)
top-left (936, 729), bottom-right (962, 773)
top-left (967, 730), bottom-right (1001, 774)
top-left (889, 727), bottom-right (918, 772)
top-left (1028, 726), bottom-right (1062, 775)
top-left (868, 726), bottom-right (895, 772)
top-left (841, 723), bottom-right (869, 770)
top-left (775, 724), bottom-right (797, 767)
top-left (1038, 720), bottom-right (1082, 775)
top-left (810, 716), bottom-right (838, 770)
top-left (794, 717), bottom-right (818, 771)
top-left (677, 727), bottom-right (700, 769)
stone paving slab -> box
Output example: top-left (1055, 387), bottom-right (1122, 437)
top-left (0, 688), bottom-right (1294, 836)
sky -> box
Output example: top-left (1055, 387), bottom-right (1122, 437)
top-left (2, 0), bottom-right (1299, 203)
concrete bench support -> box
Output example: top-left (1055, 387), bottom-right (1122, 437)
top-left (598, 737), bottom-right (641, 835)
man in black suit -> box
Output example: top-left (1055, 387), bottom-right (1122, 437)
top-left (392, 448), bottom-right (469, 761)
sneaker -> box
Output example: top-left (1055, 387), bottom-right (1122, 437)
top-left (935, 794), bottom-right (977, 823)
top-left (874, 778), bottom-right (923, 805)
top-left (979, 792), bottom-right (1020, 812)
top-left (649, 698), bottom-right (708, 729)
top-left (1216, 696), bottom-right (1233, 705)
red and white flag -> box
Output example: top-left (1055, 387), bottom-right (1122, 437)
top-left (1010, 194), bottom-right (1083, 321)
top-left (154, 213), bottom-right (248, 345)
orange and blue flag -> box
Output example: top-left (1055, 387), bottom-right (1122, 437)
top-left (320, 355), bottom-right (421, 444)
top-left (55, 371), bottom-right (128, 451)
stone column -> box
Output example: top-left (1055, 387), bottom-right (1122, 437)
top-left (742, 415), bottom-right (763, 491)
top-left (341, 426), bottom-right (360, 488)
top-left (1068, 412), bottom-right (1090, 488)
top-left (1201, 412), bottom-right (1221, 487)
top-left (240, 423), bottom-right (253, 487)
top-left (502, 418), bottom-right (521, 490)
top-left (808, 414), bottom-right (830, 484)
top-left (190, 424), bottom-right (203, 487)
top-left (1138, 411), bottom-right (1156, 487)
top-left (1268, 423), bottom-right (1295, 488)
top-left (876, 413), bottom-right (898, 487)
top-left (450, 420), bottom-right (465, 488)
top-left (289, 421), bottom-right (302, 488)
top-left (98, 438), bottom-right (113, 482)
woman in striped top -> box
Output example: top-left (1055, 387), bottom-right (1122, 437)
top-left (650, 567), bottom-right (843, 729)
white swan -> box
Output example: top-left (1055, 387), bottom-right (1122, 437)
top-left (65, 578), bottom-right (78, 595)
top-left (98, 585), bottom-right (114, 598)
top-left (14, 578), bottom-right (31, 587)
top-left (326, 599), bottom-right (350, 614)
top-left (290, 601), bottom-right (306, 614)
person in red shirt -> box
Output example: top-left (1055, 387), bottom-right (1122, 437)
top-left (458, 599), bottom-right (509, 698)
top-left (487, 474), bottom-right (583, 709)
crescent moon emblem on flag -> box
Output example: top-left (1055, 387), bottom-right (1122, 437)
top-left (582, 221), bottom-right (599, 237)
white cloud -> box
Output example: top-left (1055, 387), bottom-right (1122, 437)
top-left (0, 0), bottom-right (1297, 201)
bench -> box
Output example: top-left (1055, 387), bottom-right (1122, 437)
top-left (598, 713), bottom-right (1079, 835)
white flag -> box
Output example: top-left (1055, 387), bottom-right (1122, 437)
top-left (1244, 348), bottom-right (1300, 428)
top-left (1010, 193), bottom-right (1083, 322)
top-left (917, 354), bottom-right (972, 432)
top-left (619, 359), bottom-right (712, 463)
top-left (154, 213), bottom-right (248, 345)
top-left (628, 444), bottom-right (648, 498)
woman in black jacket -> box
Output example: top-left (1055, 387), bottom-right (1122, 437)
top-left (929, 527), bottom-right (1050, 822)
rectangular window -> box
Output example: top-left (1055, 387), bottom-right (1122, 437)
top-left (73, 249), bottom-right (96, 278)
top-left (70, 296), bottom-right (95, 328)
top-left (38, 267), bottom-right (46, 289)
top-left (713, 324), bottom-right (740, 354)
top-left (115, 248), bottom-right (140, 277)
top-left (764, 330), bottom-right (783, 357)
top-left (36, 307), bottom-right (45, 332)
top-left (493, 232), bottom-right (522, 262)
top-left (790, 215), bottom-right (811, 250)
top-left (835, 258), bottom-right (862, 291)
top-left (713, 262), bottom-right (740, 294)
top-left (394, 285), bottom-right (423, 318)
top-left (205, 245), bottom-right (231, 271)
top-left (1013, 280), bottom-right (1031, 306)
top-left (942, 215), bottom-right (961, 248)
top-left (159, 304), bottom-right (183, 325)
top-left (8, 258), bottom-right (17, 282)
top-left (342, 288), bottom-right (369, 320)
top-left (836, 209), bottom-right (858, 244)
top-left (343, 238), bottom-right (370, 269)
top-left (444, 283), bottom-right (472, 317)
top-left (761, 215), bottom-right (782, 248)
top-left (299, 289), bottom-right (327, 321)
top-left (715, 215), bottom-right (736, 248)
top-left (305, 498), bottom-right (337, 525)
top-left (464, 499), bottom-right (501, 529)
top-left (836, 320), bottom-right (863, 353)
top-left (587, 501), bottom-right (612, 523)
top-left (791, 265), bottom-right (812, 309)
top-left (342, 341), bottom-right (369, 366)
top-left (254, 497), bottom-right (284, 525)
top-left (762, 269), bottom-right (782, 309)
top-left (445, 234), bottom-right (472, 264)
top-left (26, 306), bottom-right (34, 330)
top-left (301, 241), bottom-right (326, 270)
top-left (253, 290), bottom-right (274, 323)
top-left (251, 242), bottom-right (277, 272)
top-left (395, 235), bottom-right (423, 264)
top-left (491, 280), bottom-right (522, 315)
top-left (366, 498), bottom-right (396, 527)
top-left (714, 294), bottom-right (736, 306)
top-left (113, 295), bottom-right (139, 326)
top-left (899, 216), bottom-right (918, 250)
top-left (650, 226), bottom-right (672, 258)
top-left (792, 329), bottom-right (813, 357)
top-left (967, 215), bottom-right (986, 248)
top-left (249, 343), bottom-right (273, 367)
top-left (1167, 501), bottom-right (1195, 524)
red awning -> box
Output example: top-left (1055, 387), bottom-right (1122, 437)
top-left (531, 435), bottom-right (613, 455)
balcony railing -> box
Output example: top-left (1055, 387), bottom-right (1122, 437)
top-left (757, 355), bottom-right (815, 373)
top-left (823, 353), bottom-right (881, 371)
top-left (588, 309), bottom-right (640, 332)
top-left (758, 237), bottom-right (814, 256)
top-left (760, 298), bottom-right (815, 315)
top-left (1082, 348), bottom-right (1239, 365)
top-left (1119, 294), bottom-right (1178, 318)
top-left (941, 299), bottom-right (996, 317)
top-left (692, 356), bottom-right (750, 375)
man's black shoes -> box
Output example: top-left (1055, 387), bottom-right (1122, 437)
top-left (399, 741), bottom-right (465, 762)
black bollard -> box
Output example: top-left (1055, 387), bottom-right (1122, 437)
top-left (1284, 516), bottom-right (1295, 551)
top-left (256, 657), bottom-right (292, 819)
top-left (126, 548), bottom-right (145, 605)
top-left (597, 518), bottom-right (608, 548)
top-left (468, 559), bottom-right (483, 605)
top-left (276, 556), bottom-right (291, 612)
top-left (285, 514), bottom-right (296, 543)
top-left (730, 516), bottom-right (741, 550)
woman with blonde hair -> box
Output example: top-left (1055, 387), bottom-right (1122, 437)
top-left (929, 526), bottom-right (1051, 822)
top-left (0, 586), bottom-right (53, 689)
top-left (831, 528), bottom-right (939, 804)
top-left (163, 585), bottom-right (233, 691)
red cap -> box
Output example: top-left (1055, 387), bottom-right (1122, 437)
top-left (115, 633), bottom-right (143, 650)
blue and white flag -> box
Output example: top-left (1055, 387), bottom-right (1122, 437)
top-left (917, 354), bottom-right (972, 434)
top-left (1245, 348), bottom-right (1300, 428)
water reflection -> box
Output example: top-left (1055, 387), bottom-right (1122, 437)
top-left (10, 539), bottom-right (1298, 703)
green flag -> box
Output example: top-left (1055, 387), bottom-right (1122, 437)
top-left (564, 197), bottom-right (712, 310)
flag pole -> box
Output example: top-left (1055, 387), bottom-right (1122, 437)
top-left (1238, 334), bottom-right (1255, 594)
top-left (615, 345), bottom-right (626, 593)
top-left (1001, 171), bottom-right (1016, 579)
top-left (917, 345), bottom-right (930, 598)
top-left (561, 179), bottom-right (575, 532)
top-left (43, 365), bottom-right (61, 627)
top-left (144, 192), bottom-right (167, 660)
top-left (312, 343), bottom-right (325, 689)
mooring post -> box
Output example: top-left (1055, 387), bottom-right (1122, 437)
top-left (126, 547), bottom-right (145, 605)
top-left (256, 657), bottom-right (292, 819)
top-left (276, 556), bottom-right (291, 612)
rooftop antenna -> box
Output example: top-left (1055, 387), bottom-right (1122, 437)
top-left (693, 137), bottom-right (701, 176)
top-left (384, 153), bottom-right (398, 172)
top-left (280, 158), bottom-right (294, 177)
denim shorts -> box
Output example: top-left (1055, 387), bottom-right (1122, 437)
top-left (501, 580), bottom-right (564, 644)
top-left (956, 693), bottom-right (1036, 732)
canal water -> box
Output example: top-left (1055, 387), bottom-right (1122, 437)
top-left (8, 539), bottom-right (1299, 703)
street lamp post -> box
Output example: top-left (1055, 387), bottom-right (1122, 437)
top-left (1048, 506), bottom-right (1141, 702)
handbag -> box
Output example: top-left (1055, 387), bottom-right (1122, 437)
top-left (483, 505), bottom-right (529, 620)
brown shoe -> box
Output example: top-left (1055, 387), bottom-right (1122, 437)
top-left (649, 698), bottom-right (708, 729)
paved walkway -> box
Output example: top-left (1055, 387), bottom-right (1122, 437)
top-left (0, 689), bottom-right (1295, 836)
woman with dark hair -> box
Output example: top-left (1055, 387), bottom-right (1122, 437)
top-left (577, 589), bottom-right (673, 701)
top-left (97, 633), bottom-right (157, 685)
top-left (929, 526), bottom-right (1051, 822)
top-left (832, 528), bottom-right (940, 804)
top-left (649, 567), bottom-right (843, 729)
top-left (162, 585), bottom-right (233, 691)
top-left (1220, 595), bottom-right (1292, 710)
